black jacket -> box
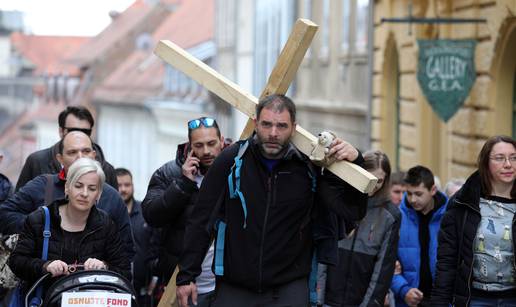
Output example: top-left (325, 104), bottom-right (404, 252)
top-left (431, 171), bottom-right (516, 306)
top-left (0, 173), bottom-right (134, 259)
top-left (323, 197), bottom-right (401, 307)
top-left (8, 199), bottom-right (131, 284)
top-left (141, 143), bottom-right (201, 282)
top-left (130, 200), bottom-right (160, 293)
top-left (16, 142), bottom-right (118, 191)
top-left (176, 137), bottom-right (367, 292)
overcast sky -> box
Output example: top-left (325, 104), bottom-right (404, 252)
top-left (0, 0), bottom-right (134, 36)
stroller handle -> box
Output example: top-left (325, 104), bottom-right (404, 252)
top-left (25, 273), bottom-right (51, 307)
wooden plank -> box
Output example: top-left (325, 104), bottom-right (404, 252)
top-left (155, 40), bottom-right (258, 117)
top-left (239, 18), bottom-right (318, 140)
top-left (154, 39), bottom-right (377, 194)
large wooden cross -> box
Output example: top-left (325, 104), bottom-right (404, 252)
top-left (155, 18), bottom-right (377, 194)
top-left (154, 18), bottom-right (377, 307)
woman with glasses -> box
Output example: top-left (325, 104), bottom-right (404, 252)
top-left (432, 135), bottom-right (516, 307)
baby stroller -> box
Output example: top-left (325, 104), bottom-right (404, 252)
top-left (24, 266), bottom-right (137, 307)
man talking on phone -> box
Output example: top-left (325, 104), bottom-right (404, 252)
top-left (142, 117), bottom-right (227, 307)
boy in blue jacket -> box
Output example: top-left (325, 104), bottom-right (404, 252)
top-left (391, 166), bottom-right (448, 307)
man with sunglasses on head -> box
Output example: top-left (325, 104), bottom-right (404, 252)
top-left (142, 116), bottom-right (228, 307)
top-left (176, 94), bottom-right (367, 307)
top-left (16, 106), bottom-right (118, 191)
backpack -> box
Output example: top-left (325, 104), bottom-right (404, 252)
top-left (0, 175), bottom-right (54, 290)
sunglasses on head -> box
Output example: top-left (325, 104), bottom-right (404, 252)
top-left (188, 117), bottom-right (216, 130)
top-left (64, 127), bottom-right (92, 136)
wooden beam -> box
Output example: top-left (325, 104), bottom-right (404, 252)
top-left (239, 18), bottom-right (318, 140)
top-left (154, 39), bottom-right (377, 194)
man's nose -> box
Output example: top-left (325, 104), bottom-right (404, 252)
top-left (270, 125), bottom-right (279, 137)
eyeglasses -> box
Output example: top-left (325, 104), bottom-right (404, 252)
top-left (490, 155), bottom-right (516, 164)
top-left (188, 117), bottom-right (216, 130)
top-left (63, 127), bottom-right (92, 136)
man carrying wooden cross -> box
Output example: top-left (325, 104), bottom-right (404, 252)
top-left (176, 94), bottom-right (368, 307)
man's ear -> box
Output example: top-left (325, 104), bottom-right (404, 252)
top-left (91, 150), bottom-right (97, 159)
top-left (430, 184), bottom-right (437, 196)
top-left (58, 127), bottom-right (65, 139)
top-left (56, 153), bottom-right (64, 166)
top-left (219, 135), bottom-right (224, 148)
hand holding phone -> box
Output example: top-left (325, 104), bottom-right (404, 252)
top-left (182, 149), bottom-right (200, 181)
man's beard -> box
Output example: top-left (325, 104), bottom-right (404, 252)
top-left (122, 193), bottom-right (133, 204)
top-left (257, 139), bottom-right (288, 159)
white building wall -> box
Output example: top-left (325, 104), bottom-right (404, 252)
top-left (0, 37), bottom-right (10, 77)
top-left (97, 105), bottom-right (158, 200)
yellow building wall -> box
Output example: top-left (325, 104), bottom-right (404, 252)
top-left (372, 0), bottom-right (516, 183)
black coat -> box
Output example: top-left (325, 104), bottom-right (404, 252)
top-left (176, 137), bottom-right (367, 292)
top-left (141, 142), bottom-right (200, 282)
top-left (8, 199), bottom-right (131, 284)
top-left (15, 142), bottom-right (118, 191)
top-left (0, 174), bottom-right (134, 259)
top-left (431, 171), bottom-right (516, 307)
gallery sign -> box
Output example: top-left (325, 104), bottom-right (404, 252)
top-left (417, 39), bottom-right (477, 122)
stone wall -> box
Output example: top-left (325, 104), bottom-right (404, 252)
top-left (372, 0), bottom-right (516, 182)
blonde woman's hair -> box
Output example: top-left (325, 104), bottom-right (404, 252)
top-left (66, 158), bottom-right (105, 192)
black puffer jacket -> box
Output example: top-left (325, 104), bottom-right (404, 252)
top-left (431, 171), bottom-right (516, 306)
top-left (16, 142), bottom-right (118, 191)
top-left (176, 137), bottom-right (367, 292)
top-left (8, 199), bottom-right (131, 284)
top-left (141, 142), bottom-right (206, 281)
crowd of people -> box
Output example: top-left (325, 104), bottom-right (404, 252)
top-left (0, 94), bottom-right (515, 307)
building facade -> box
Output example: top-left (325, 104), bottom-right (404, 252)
top-left (215, 0), bottom-right (371, 149)
top-left (372, 0), bottom-right (516, 181)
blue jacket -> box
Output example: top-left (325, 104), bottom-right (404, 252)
top-left (0, 173), bottom-right (135, 259)
top-left (391, 191), bottom-right (448, 307)
top-left (0, 173), bottom-right (12, 203)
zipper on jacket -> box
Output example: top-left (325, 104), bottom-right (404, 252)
top-left (455, 199), bottom-right (480, 306)
top-left (258, 174), bottom-right (274, 293)
top-left (76, 226), bottom-right (103, 262)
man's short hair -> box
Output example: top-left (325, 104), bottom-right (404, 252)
top-left (58, 131), bottom-right (93, 154)
top-left (404, 165), bottom-right (435, 190)
top-left (115, 167), bottom-right (132, 179)
top-left (256, 94), bottom-right (296, 123)
top-left (187, 117), bottom-right (221, 143)
top-left (58, 106), bottom-right (95, 128)
top-left (390, 171), bottom-right (406, 186)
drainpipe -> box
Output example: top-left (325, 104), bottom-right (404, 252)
top-left (366, 0), bottom-right (374, 149)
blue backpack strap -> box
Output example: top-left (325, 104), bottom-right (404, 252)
top-left (30, 206), bottom-right (51, 307)
top-left (227, 140), bottom-right (249, 228)
top-left (214, 220), bottom-right (226, 276)
top-left (41, 206), bottom-right (51, 261)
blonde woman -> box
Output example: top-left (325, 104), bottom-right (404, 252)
top-left (9, 158), bottom-right (130, 285)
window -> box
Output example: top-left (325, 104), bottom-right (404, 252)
top-left (254, 0), bottom-right (295, 96)
top-left (355, 0), bottom-right (369, 53)
top-left (320, 0), bottom-right (330, 59)
top-left (341, 0), bottom-right (350, 52)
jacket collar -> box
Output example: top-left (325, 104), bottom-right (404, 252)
top-left (401, 190), bottom-right (449, 220)
top-left (452, 170), bottom-right (482, 211)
